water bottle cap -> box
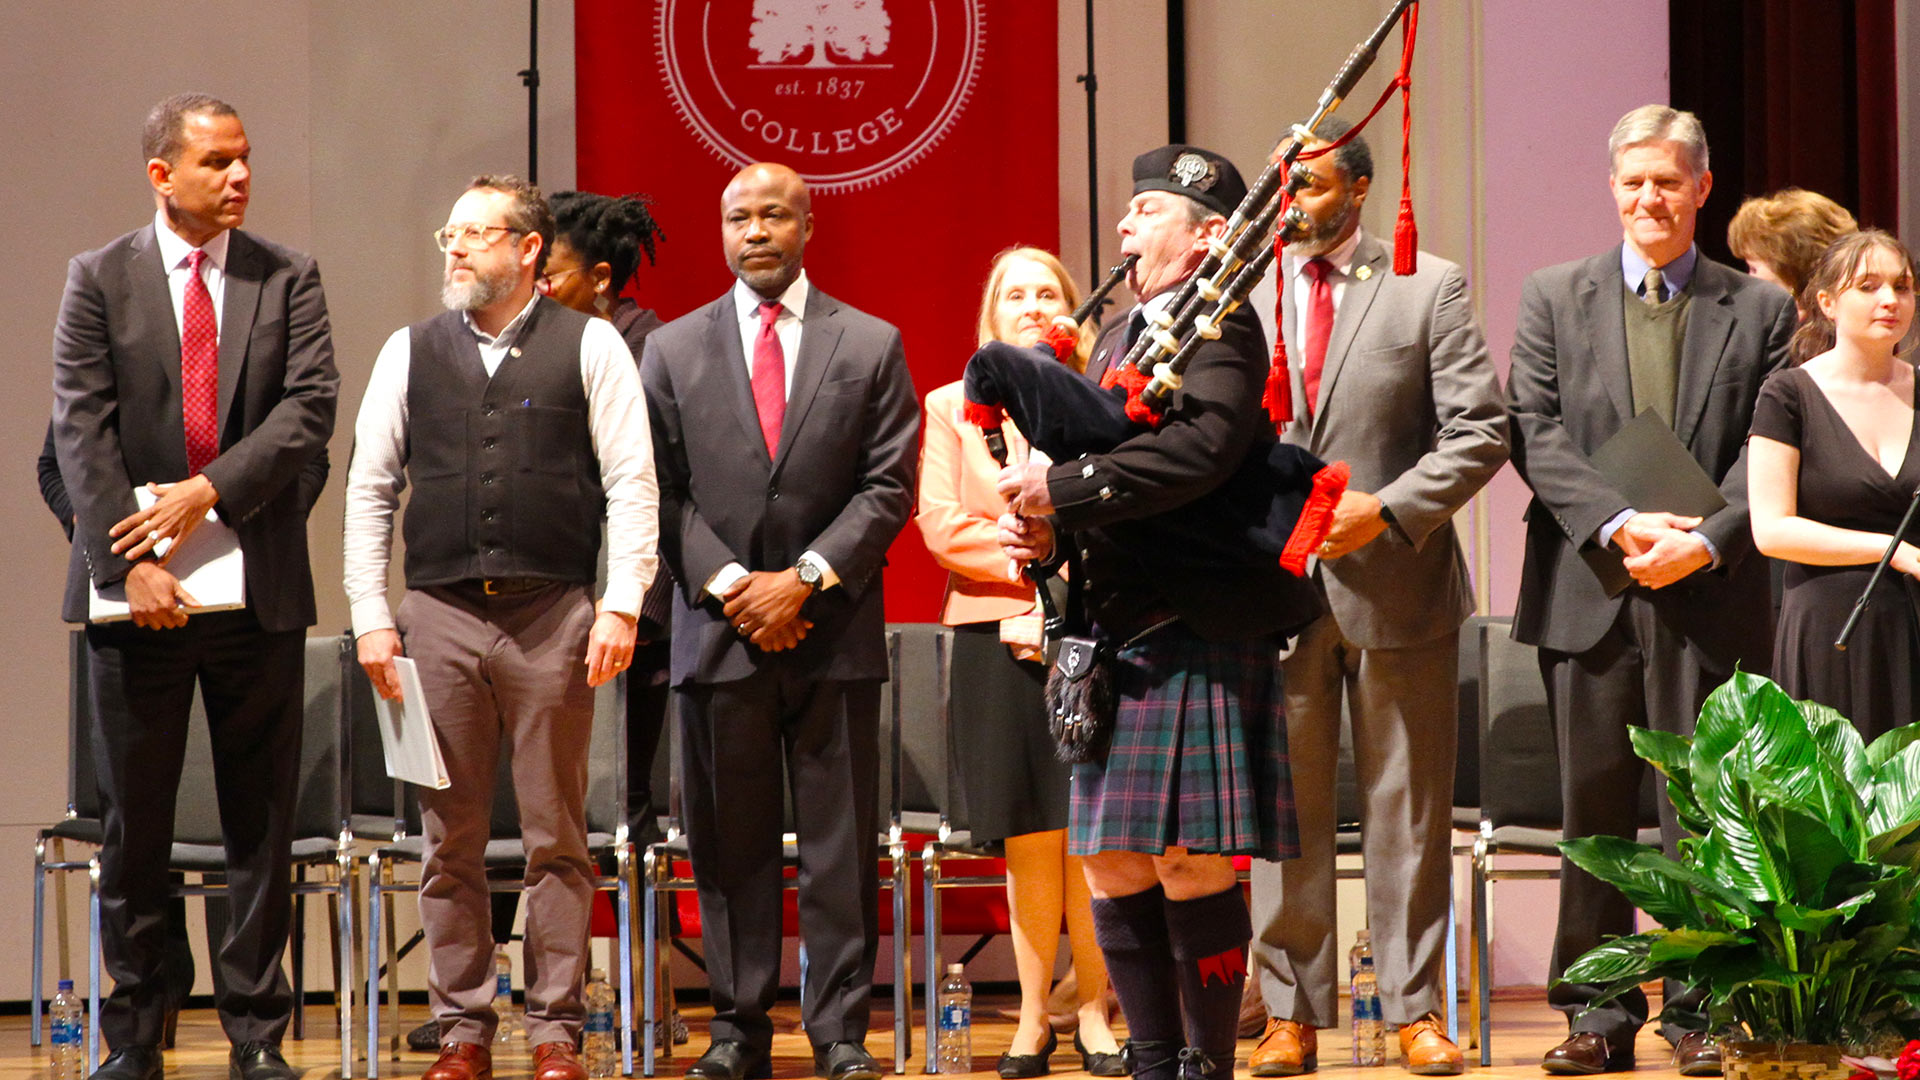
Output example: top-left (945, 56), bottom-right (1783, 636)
top-left (589, 968), bottom-right (606, 981)
top-left (1356, 928), bottom-right (1370, 942)
top-left (57, 978), bottom-right (73, 991)
top-left (946, 963), bottom-right (964, 975)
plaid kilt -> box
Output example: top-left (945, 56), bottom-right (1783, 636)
top-left (1067, 625), bottom-right (1298, 860)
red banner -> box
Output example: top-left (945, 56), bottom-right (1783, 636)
top-left (578, 0), bottom-right (1059, 624)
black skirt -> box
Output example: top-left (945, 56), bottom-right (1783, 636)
top-left (949, 622), bottom-right (1072, 849)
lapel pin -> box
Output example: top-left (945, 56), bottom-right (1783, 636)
top-left (1354, 265), bottom-right (1373, 282)
top-left (509, 346), bottom-right (523, 357)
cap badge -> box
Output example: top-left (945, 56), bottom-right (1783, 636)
top-left (1170, 152), bottom-right (1217, 192)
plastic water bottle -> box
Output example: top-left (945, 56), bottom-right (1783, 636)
top-left (1350, 931), bottom-right (1385, 1066)
top-left (584, 968), bottom-right (618, 1077)
top-left (935, 963), bottom-right (973, 1074)
top-left (50, 979), bottom-right (84, 1080)
top-left (492, 946), bottom-right (516, 1043)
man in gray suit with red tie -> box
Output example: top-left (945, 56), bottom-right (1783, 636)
top-left (1247, 119), bottom-right (1507, 1078)
top-left (51, 93), bottom-right (337, 1080)
top-left (639, 163), bottom-right (918, 1080)
top-left (1508, 105), bottom-right (1794, 1076)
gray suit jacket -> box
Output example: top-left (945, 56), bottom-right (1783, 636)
top-left (1507, 245), bottom-right (1795, 656)
top-left (640, 285), bottom-right (919, 685)
top-left (52, 224), bottom-right (338, 632)
top-left (1278, 235), bottom-right (1509, 650)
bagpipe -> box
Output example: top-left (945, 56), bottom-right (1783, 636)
top-left (963, 0), bottom-right (1420, 578)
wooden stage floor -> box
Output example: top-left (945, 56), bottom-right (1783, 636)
top-left (0, 991), bottom-right (1703, 1080)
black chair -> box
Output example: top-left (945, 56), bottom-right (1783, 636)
top-left (81, 633), bottom-right (361, 1075)
top-left (638, 629), bottom-right (913, 1076)
top-left (31, 630), bottom-right (105, 1049)
top-left (364, 675), bottom-right (636, 1076)
top-left (1466, 620), bottom-right (1661, 1064)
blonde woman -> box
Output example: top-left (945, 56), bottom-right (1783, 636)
top-left (916, 246), bottom-right (1122, 1077)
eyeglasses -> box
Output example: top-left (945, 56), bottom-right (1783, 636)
top-left (432, 224), bottom-right (524, 252)
top-left (536, 265), bottom-right (584, 296)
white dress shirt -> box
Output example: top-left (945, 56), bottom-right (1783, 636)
top-left (152, 209), bottom-right (229, 337)
top-left (342, 293), bottom-right (660, 638)
top-left (704, 271), bottom-right (839, 599)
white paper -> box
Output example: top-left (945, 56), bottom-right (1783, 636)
top-left (374, 657), bottom-right (451, 790)
top-left (88, 487), bottom-right (246, 623)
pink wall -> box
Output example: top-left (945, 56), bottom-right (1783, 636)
top-left (1477, 0), bottom-right (1672, 618)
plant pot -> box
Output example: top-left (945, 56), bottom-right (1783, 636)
top-left (1722, 1041), bottom-right (1852, 1080)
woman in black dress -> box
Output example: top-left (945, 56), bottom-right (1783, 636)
top-left (1750, 230), bottom-right (1919, 739)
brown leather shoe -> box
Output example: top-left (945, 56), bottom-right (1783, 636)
top-left (534, 1041), bottom-right (589, 1080)
top-left (1673, 1032), bottom-right (1724, 1077)
top-left (1398, 1016), bottom-right (1464, 1076)
top-left (424, 1042), bottom-right (493, 1080)
top-left (1249, 1018), bottom-right (1317, 1077)
top-left (1541, 1032), bottom-right (1633, 1075)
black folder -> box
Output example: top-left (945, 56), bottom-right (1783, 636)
top-left (1579, 409), bottom-right (1729, 597)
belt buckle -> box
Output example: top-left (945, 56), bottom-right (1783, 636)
top-left (483, 578), bottom-right (502, 596)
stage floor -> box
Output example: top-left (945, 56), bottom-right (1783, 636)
top-left (0, 991), bottom-right (1702, 1079)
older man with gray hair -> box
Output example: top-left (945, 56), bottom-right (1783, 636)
top-left (1507, 105), bottom-right (1793, 1076)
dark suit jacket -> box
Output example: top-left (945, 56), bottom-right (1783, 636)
top-left (640, 285), bottom-right (919, 685)
top-left (1277, 236), bottom-right (1509, 650)
top-left (52, 224), bottom-right (338, 633)
top-left (1507, 246), bottom-right (1794, 656)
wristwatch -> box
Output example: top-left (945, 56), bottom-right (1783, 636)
top-left (795, 559), bottom-right (824, 592)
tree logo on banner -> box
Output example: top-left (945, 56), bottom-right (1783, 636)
top-left (658, 0), bottom-right (984, 193)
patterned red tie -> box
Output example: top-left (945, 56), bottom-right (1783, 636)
top-left (181, 248), bottom-right (219, 474)
top-left (1300, 257), bottom-right (1334, 420)
top-left (751, 299), bottom-right (786, 457)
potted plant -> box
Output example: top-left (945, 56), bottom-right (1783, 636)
top-left (1557, 671), bottom-right (1920, 1071)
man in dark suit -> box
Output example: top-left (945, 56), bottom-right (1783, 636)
top-left (1507, 104), bottom-right (1794, 1076)
top-left (639, 162), bottom-right (918, 1080)
top-left (1247, 120), bottom-right (1507, 1078)
top-left (51, 93), bottom-right (338, 1080)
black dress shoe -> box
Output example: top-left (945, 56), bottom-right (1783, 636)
top-left (1542, 1032), bottom-right (1633, 1075)
top-left (1075, 1031), bottom-right (1128, 1078)
top-left (687, 1039), bottom-right (771, 1080)
top-left (999, 1029), bottom-right (1059, 1078)
top-left (231, 1042), bottom-right (299, 1080)
top-left (89, 1046), bottom-right (163, 1080)
top-left (408, 1019), bottom-right (445, 1053)
top-left (1674, 1032), bottom-right (1724, 1077)
top-left (814, 1041), bottom-right (882, 1080)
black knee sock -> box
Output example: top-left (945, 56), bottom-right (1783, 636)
top-left (1164, 887), bottom-right (1254, 1079)
top-left (1090, 886), bottom-right (1184, 1080)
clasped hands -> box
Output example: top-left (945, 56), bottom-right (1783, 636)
top-left (722, 568), bottom-right (814, 653)
top-left (1612, 511), bottom-right (1712, 589)
top-left (107, 476), bottom-right (220, 630)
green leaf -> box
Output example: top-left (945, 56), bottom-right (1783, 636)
top-left (1561, 934), bottom-right (1657, 984)
top-left (1648, 928), bottom-right (1747, 963)
top-left (1635, 726), bottom-right (1710, 834)
top-left (1561, 834), bottom-right (1756, 925)
top-left (1691, 673), bottom-right (1781, 792)
top-left (1866, 724), bottom-right (1920, 770)
top-left (1868, 739), bottom-right (1920, 838)
top-left (1806, 702), bottom-right (1871, 790)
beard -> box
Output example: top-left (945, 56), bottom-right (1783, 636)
top-left (1291, 193), bottom-right (1360, 258)
top-left (441, 260), bottom-right (517, 312)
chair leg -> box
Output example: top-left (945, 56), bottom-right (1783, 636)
top-left (366, 855), bottom-right (384, 1080)
top-left (920, 844), bottom-right (943, 1075)
top-left (334, 855), bottom-right (358, 1079)
top-left (890, 836), bottom-right (909, 1075)
top-left (641, 851), bottom-right (659, 1078)
top-left (617, 850), bottom-right (636, 1077)
top-left (88, 858), bottom-right (103, 1072)
top-left (293, 864), bottom-right (308, 1041)
top-left (54, 837), bottom-right (73, 984)
top-left (32, 838), bottom-right (47, 1048)
top-left (1471, 835), bottom-right (1491, 1067)
top-left (1444, 878), bottom-right (1460, 1045)
top-left (384, 863), bottom-right (401, 1062)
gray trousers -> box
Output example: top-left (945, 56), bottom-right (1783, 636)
top-left (1251, 614), bottom-right (1458, 1028)
top-left (400, 583), bottom-right (597, 1047)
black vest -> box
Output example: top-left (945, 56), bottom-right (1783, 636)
top-left (402, 299), bottom-right (603, 587)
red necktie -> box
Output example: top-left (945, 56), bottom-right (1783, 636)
top-left (181, 248), bottom-right (220, 474)
top-left (1300, 257), bottom-right (1334, 420)
top-left (751, 299), bottom-right (786, 457)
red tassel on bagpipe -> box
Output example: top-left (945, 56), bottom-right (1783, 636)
top-left (1039, 320), bottom-right (1080, 363)
top-left (962, 399), bottom-right (1005, 430)
top-left (1392, 2), bottom-right (1419, 276)
top-left (1265, 223), bottom-right (1296, 431)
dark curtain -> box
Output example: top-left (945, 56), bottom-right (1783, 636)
top-left (1669, 0), bottom-right (1899, 267)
